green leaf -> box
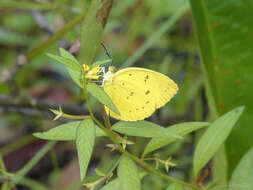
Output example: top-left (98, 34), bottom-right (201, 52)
top-left (78, 0), bottom-right (104, 65)
top-left (59, 48), bottom-right (79, 65)
top-left (12, 141), bottom-right (56, 184)
top-left (87, 83), bottom-right (120, 115)
top-left (193, 106), bottom-right (245, 179)
top-left (68, 69), bottom-right (83, 88)
top-left (76, 119), bottom-right (96, 181)
top-left (142, 122), bottom-right (210, 157)
top-left (46, 53), bottom-right (82, 73)
top-left (112, 120), bottom-right (182, 139)
top-left (229, 147), bottom-right (253, 190)
top-left (92, 59), bottom-right (112, 67)
top-left (33, 121), bottom-right (105, 141)
top-left (100, 179), bottom-right (121, 190)
top-left (190, 0), bottom-right (253, 174)
top-left (118, 156), bottom-right (141, 190)
top-left (166, 183), bottom-right (184, 190)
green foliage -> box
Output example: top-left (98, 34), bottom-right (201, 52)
top-left (100, 179), bottom-right (120, 190)
top-left (78, 0), bottom-right (104, 65)
top-left (112, 120), bottom-right (182, 139)
top-left (87, 83), bottom-right (120, 115)
top-left (76, 119), bottom-right (96, 181)
top-left (33, 121), bottom-right (105, 141)
top-left (229, 147), bottom-right (253, 190)
top-left (142, 122), bottom-right (210, 157)
top-left (190, 0), bottom-right (253, 174)
top-left (193, 106), bottom-right (244, 179)
top-left (118, 156), bottom-right (141, 190)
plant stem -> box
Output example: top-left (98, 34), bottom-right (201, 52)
top-left (62, 113), bottom-right (91, 120)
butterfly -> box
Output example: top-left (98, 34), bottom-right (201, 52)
top-left (83, 63), bottom-right (178, 121)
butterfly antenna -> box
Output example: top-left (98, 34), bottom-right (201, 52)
top-left (101, 43), bottom-right (112, 60)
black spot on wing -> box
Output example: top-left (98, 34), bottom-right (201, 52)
top-left (144, 75), bottom-right (149, 83)
top-left (145, 90), bottom-right (150, 95)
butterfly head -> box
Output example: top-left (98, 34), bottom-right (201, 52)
top-left (82, 61), bottom-right (116, 87)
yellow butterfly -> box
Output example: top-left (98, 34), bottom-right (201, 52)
top-left (83, 64), bottom-right (178, 121)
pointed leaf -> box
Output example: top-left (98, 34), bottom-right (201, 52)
top-left (112, 120), bottom-right (182, 139)
top-left (87, 83), bottom-right (120, 115)
top-left (143, 122), bottom-right (210, 157)
top-left (78, 0), bottom-right (104, 65)
top-left (33, 121), bottom-right (105, 141)
top-left (118, 155), bottom-right (141, 190)
top-left (46, 53), bottom-right (82, 72)
top-left (68, 69), bottom-right (83, 88)
top-left (58, 48), bottom-right (83, 87)
top-left (166, 183), bottom-right (184, 190)
top-left (76, 119), bottom-right (96, 181)
top-left (59, 48), bottom-right (79, 64)
top-left (193, 106), bottom-right (245, 179)
top-left (229, 147), bottom-right (253, 190)
top-left (190, 0), bottom-right (253, 173)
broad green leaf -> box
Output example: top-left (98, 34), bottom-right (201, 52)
top-left (87, 83), bottom-right (120, 115)
top-left (33, 121), bottom-right (105, 141)
top-left (193, 106), bottom-right (244, 179)
top-left (78, 0), bottom-right (104, 66)
top-left (76, 119), bottom-right (96, 181)
top-left (100, 179), bottom-right (120, 190)
top-left (229, 147), bottom-right (253, 190)
top-left (166, 183), bottom-right (184, 190)
top-left (142, 122), bottom-right (210, 157)
top-left (190, 0), bottom-right (253, 174)
top-left (118, 156), bottom-right (141, 190)
top-left (46, 53), bottom-right (82, 72)
top-left (112, 120), bottom-right (182, 139)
